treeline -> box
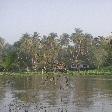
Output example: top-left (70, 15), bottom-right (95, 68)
top-left (0, 28), bottom-right (112, 72)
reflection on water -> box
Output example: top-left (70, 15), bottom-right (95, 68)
top-left (0, 74), bottom-right (112, 112)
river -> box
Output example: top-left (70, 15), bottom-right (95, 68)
top-left (0, 74), bottom-right (112, 112)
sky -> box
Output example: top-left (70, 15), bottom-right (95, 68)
top-left (0, 0), bottom-right (112, 44)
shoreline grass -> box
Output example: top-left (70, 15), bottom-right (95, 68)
top-left (0, 66), bottom-right (111, 76)
top-left (0, 69), bottom-right (112, 77)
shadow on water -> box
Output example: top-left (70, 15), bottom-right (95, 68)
top-left (0, 74), bottom-right (112, 111)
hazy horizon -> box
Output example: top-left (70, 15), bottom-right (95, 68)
top-left (0, 0), bottom-right (112, 44)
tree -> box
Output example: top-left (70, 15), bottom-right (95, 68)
top-left (70, 28), bottom-right (93, 70)
top-left (104, 35), bottom-right (112, 66)
top-left (60, 33), bottom-right (70, 47)
top-left (92, 37), bottom-right (108, 69)
top-left (40, 33), bottom-right (61, 71)
top-left (0, 37), bottom-right (7, 70)
top-left (19, 32), bottom-right (41, 71)
top-left (0, 29), bottom-right (112, 72)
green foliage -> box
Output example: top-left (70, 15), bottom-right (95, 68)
top-left (0, 29), bottom-right (112, 73)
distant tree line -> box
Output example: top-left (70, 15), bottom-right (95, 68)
top-left (0, 28), bottom-right (112, 72)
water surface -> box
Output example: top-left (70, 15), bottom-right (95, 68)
top-left (0, 74), bottom-right (112, 112)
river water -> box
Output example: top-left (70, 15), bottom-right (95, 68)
top-left (0, 74), bottom-right (112, 112)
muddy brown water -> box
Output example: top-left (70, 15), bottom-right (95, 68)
top-left (0, 74), bottom-right (112, 112)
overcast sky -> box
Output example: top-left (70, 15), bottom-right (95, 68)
top-left (0, 0), bottom-right (112, 44)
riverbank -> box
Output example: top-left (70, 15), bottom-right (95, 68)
top-left (68, 70), bottom-right (112, 76)
top-left (0, 67), bottom-right (112, 76)
top-left (68, 66), bottom-right (112, 76)
top-left (0, 71), bottom-right (112, 76)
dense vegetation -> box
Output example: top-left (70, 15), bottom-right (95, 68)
top-left (0, 28), bottom-right (112, 73)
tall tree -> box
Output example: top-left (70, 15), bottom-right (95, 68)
top-left (70, 28), bottom-right (93, 70)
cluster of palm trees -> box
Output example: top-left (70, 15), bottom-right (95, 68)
top-left (0, 28), bottom-right (112, 72)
